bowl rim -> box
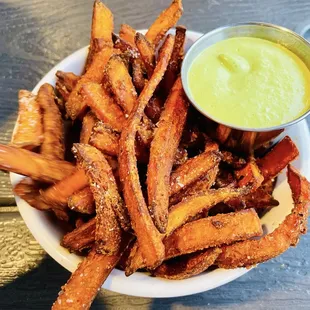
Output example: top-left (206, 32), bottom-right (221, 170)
top-left (181, 22), bottom-right (310, 132)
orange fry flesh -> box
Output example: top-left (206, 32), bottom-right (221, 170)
top-left (119, 24), bottom-right (136, 47)
top-left (68, 186), bottom-right (95, 214)
top-left (0, 144), bottom-right (75, 183)
top-left (81, 82), bottom-right (126, 132)
top-left (153, 248), bottom-right (222, 280)
top-left (53, 234), bottom-right (131, 310)
top-left (135, 32), bottom-right (155, 78)
top-left (163, 208), bottom-right (263, 261)
top-left (11, 90), bottom-right (43, 150)
top-left (37, 83), bottom-right (65, 160)
top-left (217, 165), bottom-right (310, 269)
top-left (118, 34), bottom-right (175, 269)
top-left (40, 169), bottom-right (89, 209)
top-left (257, 136), bottom-right (299, 182)
top-left (146, 0), bottom-right (183, 46)
top-left (80, 111), bottom-right (97, 144)
top-left (147, 77), bottom-right (188, 233)
top-left (66, 47), bottom-right (113, 120)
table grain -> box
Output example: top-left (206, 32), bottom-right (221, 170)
top-left (1, 0), bottom-right (310, 309)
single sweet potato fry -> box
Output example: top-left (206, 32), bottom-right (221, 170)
top-left (216, 165), bottom-right (309, 268)
top-left (40, 169), bottom-right (89, 210)
top-left (73, 144), bottom-right (130, 253)
top-left (0, 144), bottom-right (75, 183)
top-left (153, 248), bottom-right (222, 280)
top-left (37, 83), bottom-right (65, 160)
top-left (55, 71), bottom-right (80, 101)
top-left (80, 111), bottom-right (97, 144)
top-left (163, 209), bottom-right (263, 260)
top-left (112, 33), bottom-right (140, 59)
top-left (119, 24), bottom-right (136, 47)
top-left (132, 58), bottom-right (146, 93)
top-left (61, 217), bottom-right (96, 252)
top-left (81, 82), bottom-right (126, 132)
top-left (118, 35), bottom-right (174, 269)
top-left (53, 234), bottom-right (132, 310)
top-left (147, 77), bottom-right (188, 233)
top-left (11, 90), bottom-right (43, 150)
top-left (146, 0), bottom-right (183, 46)
top-left (68, 186), bottom-right (95, 214)
top-left (66, 47), bottom-right (113, 120)
top-left (85, 0), bottom-right (114, 70)
top-left (257, 136), bottom-right (299, 182)
top-left (89, 121), bottom-right (120, 156)
top-left (104, 54), bottom-right (137, 114)
top-left (135, 32), bottom-right (155, 78)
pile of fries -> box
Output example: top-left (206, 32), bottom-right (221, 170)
top-left (1, 0), bottom-right (309, 308)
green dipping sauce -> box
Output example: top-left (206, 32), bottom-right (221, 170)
top-left (188, 37), bottom-right (310, 128)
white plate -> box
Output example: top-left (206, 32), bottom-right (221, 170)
top-left (10, 30), bottom-right (310, 298)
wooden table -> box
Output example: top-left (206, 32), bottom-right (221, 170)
top-left (1, 0), bottom-right (310, 309)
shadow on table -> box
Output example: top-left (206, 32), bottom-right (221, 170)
top-left (0, 255), bottom-right (70, 310)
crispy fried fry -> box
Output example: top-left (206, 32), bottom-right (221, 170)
top-left (104, 54), bottom-right (137, 114)
top-left (215, 124), bottom-right (231, 144)
top-left (80, 111), bottom-right (97, 144)
top-left (119, 35), bottom-right (174, 268)
top-left (37, 83), bottom-right (65, 160)
top-left (53, 234), bottom-right (131, 310)
top-left (144, 96), bottom-right (162, 122)
top-left (89, 121), bottom-right (120, 156)
top-left (216, 165), bottom-right (309, 268)
top-left (254, 129), bottom-right (284, 149)
top-left (112, 33), bottom-right (140, 59)
top-left (163, 209), bottom-right (262, 261)
top-left (119, 24), bottom-right (136, 47)
top-left (66, 47), bottom-right (113, 120)
top-left (145, 0), bottom-right (183, 46)
top-left (80, 82), bottom-right (126, 132)
top-left (132, 58), bottom-right (146, 93)
top-left (0, 144), bottom-right (74, 183)
top-left (173, 147), bottom-right (188, 167)
top-left (153, 248), bottom-right (222, 280)
top-left (221, 150), bottom-right (247, 169)
top-left (61, 217), bottom-right (96, 252)
top-left (170, 150), bottom-right (221, 197)
top-left (162, 25), bottom-right (186, 95)
top-left (135, 32), bottom-right (155, 78)
top-left (40, 169), bottom-right (89, 210)
top-left (257, 136), bottom-right (299, 182)
top-left (147, 77), bottom-right (188, 232)
top-left (85, 0), bottom-right (114, 70)
top-left (55, 71), bottom-right (80, 102)
top-left (68, 186), bottom-right (95, 214)
top-left (73, 144), bottom-right (130, 253)
top-left (11, 90), bottom-right (43, 150)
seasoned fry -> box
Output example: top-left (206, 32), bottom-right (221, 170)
top-left (55, 71), bottom-right (80, 102)
top-left (173, 146), bottom-right (188, 167)
top-left (254, 129), bottom-right (284, 149)
top-left (11, 90), bottom-right (43, 150)
top-left (132, 58), bottom-right (146, 93)
top-left (162, 26), bottom-right (186, 95)
top-left (37, 83), bottom-right (65, 160)
top-left (146, 0), bottom-right (183, 46)
top-left (135, 32), bottom-right (155, 78)
top-left (112, 33), bottom-right (139, 59)
top-left (216, 124), bottom-right (231, 144)
top-left (170, 150), bottom-right (221, 197)
top-left (144, 96), bottom-right (163, 122)
top-left (221, 151), bottom-right (247, 169)
top-left (89, 121), bottom-right (120, 156)
top-left (80, 111), bottom-right (97, 144)
top-left (61, 217), bottom-right (96, 252)
top-left (66, 47), bottom-right (113, 120)
top-left (40, 169), bottom-right (89, 210)
top-left (85, 0), bottom-right (114, 70)
top-left (81, 82), bottom-right (126, 132)
top-left (147, 77), bottom-right (188, 233)
top-left (68, 186), bottom-right (95, 214)
top-left (217, 165), bottom-right (309, 268)
top-left (153, 248), bottom-right (222, 280)
top-left (53, 234), bottom-right (131, 310)
top-left (119, 35), bottom-right (174, 268)
top-left (73, 144), bottom-right (130, 253)
top-left (257, 136), bottom-right (299, 182)
top-left (163, 209), bottom-right (263, 260)
top-left (119, 24), bottom-right (136, 47)
top-left (104, 54), bottom-right (137, 114)
top-left (0, 144), bottom-right (74, 183)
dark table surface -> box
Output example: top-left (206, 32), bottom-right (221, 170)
top-left (1, 0), bottom-right (310, 309)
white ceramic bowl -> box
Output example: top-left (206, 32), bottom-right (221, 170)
top-left (10, 29), bottom-right (310, 298)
